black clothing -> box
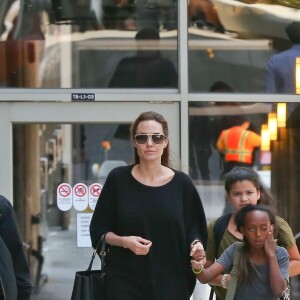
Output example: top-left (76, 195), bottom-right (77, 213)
top-left (0, 195), bottom-right (32, 300)
top-left (90, 165), bottom-right (207, 300)
top-left (109, 54), bottom-right (178, 88)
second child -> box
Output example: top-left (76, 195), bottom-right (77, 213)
top-left (191, 204), bottom-right (289, 299)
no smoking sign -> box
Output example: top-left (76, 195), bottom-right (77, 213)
top-left (57, 183), bottom-right (72, 211)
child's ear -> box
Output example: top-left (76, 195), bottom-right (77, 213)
top-left (269, 224), bottom-right (275, 236)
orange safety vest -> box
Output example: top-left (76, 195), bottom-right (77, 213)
top-left (217, 126), bottom-right (261, 164)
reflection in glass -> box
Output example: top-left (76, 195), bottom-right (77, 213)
top-left (188, 0), bottom-right (300, 93)
top-left (135, 0), bottom-right (177, 31)
top-left (264, 22), bottom-right (300, 94)
top-left (188, 0), bottom-right (224, 32)
top-left (0, 0), bottom-right (178, 89)
top-left (108, 27), bottom-right (177, 88)
top-left (188, 102), bottom-right (300, 234)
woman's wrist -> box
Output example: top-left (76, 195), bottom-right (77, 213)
top-left (121, 236), bottom-right (128, 248)
top-left (192, 264), bottom-right (205, 274)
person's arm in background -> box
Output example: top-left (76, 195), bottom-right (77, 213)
top-left (248, 130), bottom-right (261, 148)
top-left (277, 216), bottom-right (300, 276)
top-left (287, 245), bottom-right (300, 276)
top-left (216, 130), bottom-right (225, 154)
top-left (0, 195), bottom-right (33, 300)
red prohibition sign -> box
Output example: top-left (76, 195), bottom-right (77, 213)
top-left (90, 184), bottom-right (102, 197)
top-left (59, 184), bottom-right (71, 197)
top-left (74, 184), bottom-right (87, 197)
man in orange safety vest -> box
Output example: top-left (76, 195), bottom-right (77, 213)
top-left (216, 118), bottom-right (261, 174)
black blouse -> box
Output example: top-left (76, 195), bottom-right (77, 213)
top-left (90, 165), bottom-right (207, 300)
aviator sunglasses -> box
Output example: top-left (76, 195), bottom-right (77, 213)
top-left (134, 134), bottom-right (167, 144)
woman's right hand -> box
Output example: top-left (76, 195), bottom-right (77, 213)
top-left (191, 259), bottom-right (204, 270)
top-left (122, 236), bottom-right (152, 255)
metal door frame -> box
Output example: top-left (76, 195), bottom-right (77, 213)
top-left (0, 101), bottom-right (180, 201)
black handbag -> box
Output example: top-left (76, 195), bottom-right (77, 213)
top-left (71, 233), bottom-right (107, 300)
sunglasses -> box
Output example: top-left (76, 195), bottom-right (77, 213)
top-left (134, 134), bottom-right (167, 144)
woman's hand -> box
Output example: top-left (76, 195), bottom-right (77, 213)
top-left (264, 225), bottom-right (277, 257)
top-left (122, 236), bottom-right (152, 255)
top-left (190, 240), bottom-right (206, 262)
top-left (191, 258), bottom-right (205, 270)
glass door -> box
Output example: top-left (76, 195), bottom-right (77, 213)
top-left (0, 101), bottom-right (179, 300)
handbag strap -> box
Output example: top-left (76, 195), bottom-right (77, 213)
top-left (87, 233), bottom-right (107, 272)
top-left (225, 242), bottom-right (243, 300)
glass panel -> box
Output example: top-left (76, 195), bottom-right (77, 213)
top-left (189, 100), bottom-right (300, 298)
top-left (188, 100), bottom-right (300, 227)
top-left (188, 1), bottom-right (300, 94)
top-left (0, 0), bottom-right (178, 89)
top-left (13, 122), bottom-right (132, 299)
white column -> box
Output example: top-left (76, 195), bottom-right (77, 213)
top-left (0, 103), bottom-right (13, 202)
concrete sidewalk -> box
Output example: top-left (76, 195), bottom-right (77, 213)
top-left (32, 225), bottom-right (97, 300)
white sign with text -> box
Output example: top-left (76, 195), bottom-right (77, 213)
top-left (77, 213), bottom-right (93, 247)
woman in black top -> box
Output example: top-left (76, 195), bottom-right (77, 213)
top-left (90, 111), bottom-right (207, 300)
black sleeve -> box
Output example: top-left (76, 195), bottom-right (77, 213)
top-left (189, 183), bottom-right (208, 249)
top-left (182, 174), bottom-right (208, 249)
top-left (90, 169), bottom-right (117, 249)
top-left (0, 195), bottom-right (33, 300)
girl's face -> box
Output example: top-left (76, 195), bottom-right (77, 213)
top-left (240, 210), bottom-right (273, 249)
top-left (134, 120), bottom-right (168, 163)
top-left (227, 180), bottom-right (260, 213)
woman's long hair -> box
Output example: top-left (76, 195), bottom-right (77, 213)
top-left (130, 111), bottom-right (170, 167)
top-left (234, 204), bottom-right (277, 282)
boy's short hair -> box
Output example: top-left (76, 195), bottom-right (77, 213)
top-left (285, 22), bottom-right (300, 44)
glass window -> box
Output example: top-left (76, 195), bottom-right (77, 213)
top-left (188, 101), bottom-right (300, 223)
top-left (188, 1), bottom-right (300, 94)
top-left (0, 0), bottom-right (178, 89)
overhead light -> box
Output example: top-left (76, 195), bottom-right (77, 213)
top-left (277, 103), bottom-right (286, 128)
top-left (296, 57), bottom-right (300, 94)
top-left (261, 124), bottom-right (270, 151)
top-left (268, 112), bottom-right (277, 140)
